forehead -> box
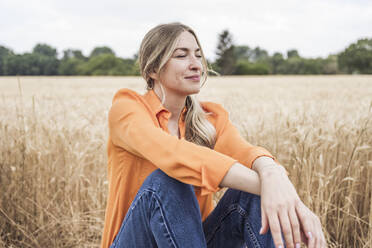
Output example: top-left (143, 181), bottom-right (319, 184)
top-left (174, 31), bottom-right (200, 50)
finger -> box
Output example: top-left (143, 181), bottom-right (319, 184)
top-left (315, 215), bottom-right (327, 248)
top-left (306, 230), bottom-right (315, 248)
top-left (314, 216), bottom-right (325, 248)
top-left (260, 205), bottom-right (269, 234)
top-left (300, 229), bottom-right (308, 245)
top-left (288, 207), bottom-right (301, 247)
top-left (310, 214), bottom-right (322, 248)
top-left (278, 210), bottom-right (294, 248)
top-left (267, 212), bottom-right (285, 248)
top-left (296, 204), bottom-right (315, 248)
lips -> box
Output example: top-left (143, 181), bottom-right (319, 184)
top-left (185, 75), bottom-right (201, 80)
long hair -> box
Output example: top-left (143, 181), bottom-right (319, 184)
top-left (138, 22), bottom-right (216, 148)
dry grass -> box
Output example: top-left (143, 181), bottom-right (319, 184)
top-left (0, 75), bottom-right (371, 247)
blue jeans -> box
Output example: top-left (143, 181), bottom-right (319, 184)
top-left (110, 169), bottom-right (275, 248)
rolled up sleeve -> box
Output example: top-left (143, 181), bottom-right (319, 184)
top-left (108, 92), bottom-right (238, 196)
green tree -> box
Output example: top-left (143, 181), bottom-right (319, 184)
top-left (62, 49), bottom-right (86, 61)
top-left (215, 30), bottom-right (237, 75)
top-left (287, 49), bottom-right (300, 59)
top-left (338, 38), bottom-right (372, 74)
top-left (90, 46), bottom-right (115, 58)
top-left (322, 55), bottom-right (339, 74)
top-left (234, 45), bottom-right (252, 61)
top-left (251, 46), bottom-right (269, 62)
top-left (5, 53), bottom-right (41, 75)
top-left (0, 46), bottom-right (14, 75)
top-left (300, 58), bottom-right (324, 74)
top-left (269, 52), bottom-right (285, 74)
top-left (1, 44), bottom-right (59, 75)
top-left (123, 58), bottom-right (140, 75)
top-left (32, 43), bottom-right (59, 75)
top-left (33, 44), bottom-right (57, 57)
top-left (58, 58), bottom-right (85, 75)
top-left (277, 56), bottom-right (326, 74)
top-left (58, 49), bottom-right (87, 75)
top-left (234, 60), bottom-right (269, 75)
top-left (78, 54), bottom-right (137, 75)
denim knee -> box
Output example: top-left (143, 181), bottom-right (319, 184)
top-left (221, 189), bottom-right (262, 215)
top-left (141, 169), bottom-right (196, 199)
top-left (240, 190), bottom-right (261, 205)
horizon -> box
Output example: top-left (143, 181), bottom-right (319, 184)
top-left (1, 0), bottom-right (372, 61)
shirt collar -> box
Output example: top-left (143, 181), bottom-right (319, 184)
top-left (143, 89), bottom-right (187, 120)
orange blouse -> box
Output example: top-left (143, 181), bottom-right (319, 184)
top-left (100, 88), bottom-right (277, 248)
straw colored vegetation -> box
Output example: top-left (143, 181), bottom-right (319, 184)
top-left (0, 75), bottom-right (371, 247)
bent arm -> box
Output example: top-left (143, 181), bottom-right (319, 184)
top-left (109, 95), bottom-right (238, 196)
top-left (219, 156), bottom-right (284, 196)
top-left (219, 162), bottom-right (261, 195)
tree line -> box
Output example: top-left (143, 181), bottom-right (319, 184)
top-left (214, 30), bottom-right (372, 75)
top-left (0, 30), bottom-right (371, 76)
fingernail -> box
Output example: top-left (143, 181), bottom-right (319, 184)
top-left (259, 227), bottom-right (263, 234)
top-left (296, 243), bottom-right (301, 248)
top-left (308, 231), bottom-right (312, 239)
top-left (278, 246), bottom-right (283, 248)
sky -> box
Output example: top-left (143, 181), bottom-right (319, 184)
top-left (1, 0), bottom-right (372, 61)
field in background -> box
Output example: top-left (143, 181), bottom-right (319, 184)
top-left (0, 75), bottom-right (371, 247)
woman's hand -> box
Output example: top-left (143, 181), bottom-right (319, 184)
top-left (253, 157), bottom-right (326, 248)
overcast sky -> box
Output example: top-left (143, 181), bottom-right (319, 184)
top-left (1, 0), bottom-right (371, 60)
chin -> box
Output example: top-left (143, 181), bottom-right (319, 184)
top-left (188, 87), bottom-right (201, 95)
top-left (178, 83), bottom-right (201, 96)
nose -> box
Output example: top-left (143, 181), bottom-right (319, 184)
top-left (189, 55), bottom-right (202, 72)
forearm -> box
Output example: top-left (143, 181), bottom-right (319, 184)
top-left (219, 162), bottom-right (261, 195)
top-left (252, 156), bottom-right (286, 176)
top-left (219, 156), bottom-right (287, 196)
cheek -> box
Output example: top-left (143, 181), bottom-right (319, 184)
top-left (172, 61), bottom-right (187, 71)
top-left (168, 63), bottom-right (187, 78)
top-left (161, 60), bottom-right (189, 84)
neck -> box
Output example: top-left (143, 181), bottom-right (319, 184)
top-left (153, 84), bottom-right (186, 122)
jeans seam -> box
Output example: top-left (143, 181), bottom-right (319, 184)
top-left (205, 203), bottom-right (246, 244)
top-left (111, 189), bottom-right (155, 248)
top-left (245, 221), bottom-right (261, 248)
top-left (151, 192), bottom-right (178, 248)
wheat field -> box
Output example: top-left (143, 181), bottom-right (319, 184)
top-left (0, 75), bottom-right (371, 247)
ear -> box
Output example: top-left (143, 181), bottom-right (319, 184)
top-left (149, 72), bottom-right (159, 81)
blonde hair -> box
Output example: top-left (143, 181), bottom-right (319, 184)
top-left (138, 22), bottom-right (217, 148)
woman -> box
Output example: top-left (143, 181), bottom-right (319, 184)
top-left (101, 22), bottom-right (326, 248)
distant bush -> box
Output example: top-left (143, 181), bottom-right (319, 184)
top-left (234, 60), bottom-right (270, 75)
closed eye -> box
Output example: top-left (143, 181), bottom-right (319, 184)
top-left (176, 54), bottom-right (202, 58)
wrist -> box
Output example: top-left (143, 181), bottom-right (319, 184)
top-left (252, 156), bottom-right (275, 172)
top-left (252, 157), bottom-right (286, 177)
top-left (259, 165), bottom-right (286, 179)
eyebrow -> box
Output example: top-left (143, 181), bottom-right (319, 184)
top-left (174, 47), bottom-right (200, 52)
